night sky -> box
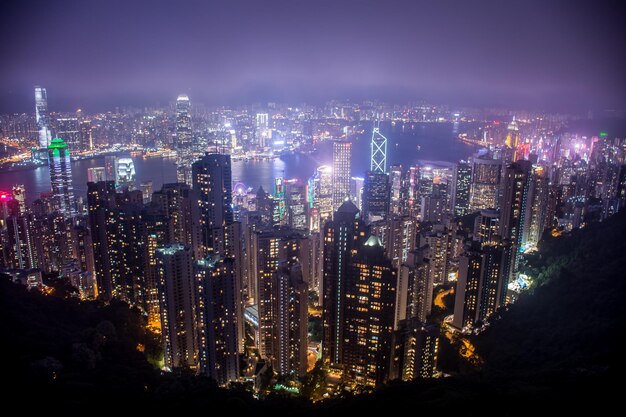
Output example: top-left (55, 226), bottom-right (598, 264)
top-left (0, 0), bottom-right (624, 113)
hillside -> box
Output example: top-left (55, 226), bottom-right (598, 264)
top-left (3, 212), bottom-right (625, 415)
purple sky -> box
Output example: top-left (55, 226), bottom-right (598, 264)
top-left (0, 0), bottom-right (624, 113)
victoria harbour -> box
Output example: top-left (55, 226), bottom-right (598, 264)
top-left (0, 122), bottom-right (479, 202)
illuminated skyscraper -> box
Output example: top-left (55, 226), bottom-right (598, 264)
top-left (362, 171), bottom-right (390, 221)
top-left (500, 160), bottom-right (532, 280)
top-left (256, 113), bottom-right (269, 148)
top-left (115, 157), bottom-right (136, 190)
top-left (156, 244), bottom-right (198, 370)
top-left (192, 153), bottom-right (233, 255)
top-left (48, 138), bottom-right (76, 217)
top-left (53, 116), bottom-right (80, 150)
top-left (452, 160), bottom-right (472, 217)
top-left (469, 154), bottom-right (502, 212)
top-left (87, 167), bottom-right (106, 183)
top-left (308, 165), bottom-right (333, 230)
top-left (35, 86), bottom-right (51, 148)
top-left (504, 116), bottom-right (520, 162)
top-left (12, 185), bottom-right (26, 215)
top-left (196, 256), bottom-right (240, 385)
top-left (175, 95), bottom-right (193, 185)
top-left (370, 121), bottom-right (388, 173)
top-left (332, 141), bottom-right (352, 210)
top-left (389, 165), bottom-right (403, 215)
top-left (322, 201), bottom-right (367, 366)
top-left (452, 241), bottom-right (511, 331)
top-left (343, 235), bottom-right (396, 386)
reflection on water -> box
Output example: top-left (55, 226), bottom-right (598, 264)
top-left (0, 122), bottom-right (480, 204)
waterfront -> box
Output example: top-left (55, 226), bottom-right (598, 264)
top-left (0, 122), bottom-right (481, 203)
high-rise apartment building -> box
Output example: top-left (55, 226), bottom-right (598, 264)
top-left (156, 244), bottom-right (198, 370)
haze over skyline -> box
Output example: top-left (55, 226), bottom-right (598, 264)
top-left (1, 0), bottom-right (624, 113)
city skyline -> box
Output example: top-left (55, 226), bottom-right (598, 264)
top-left (0, 0), bottom-right (623, 412)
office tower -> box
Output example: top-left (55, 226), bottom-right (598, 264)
top-left (284, 179), bottom-right (307, 230)
top-left (308, 165), bottom-right (333, 231)
top-left (48, 138), bottom-right (76, 217)
top-left (11, 185), bottom-right (26, 215)
top-left (370, 121), bottom-right (388, 173)
top-left (272, 263), bottom-right (308, 378)
top-left (196, 257), bottom-right (240, 385)
top-left (504, 117), bottom-right (520, 162)
top-left (139, 180), bottom-right (153, 204)
top-left (114, 157), bottom-right (136, 190)
top-left (273, 177), bottom-right (288, 227)
top-left (392, 318), bottom-right (439, 381)
top-left (343, 235), bottom-right (396, 386)
top-left (473, 209), bottom-right (500, 245)
top-left (156, 244), bottom-right (198, 370)
top-left (87, 167), bottom-right (106, 183)
top-left (151, 183), bottom-right (199, 253)
top-left (452, 242), bottom-right (511, 331)
top-left (362, 171), bottom-right (390, 221)
top-left (402, 249), bottom-right (433, 324)
top-left (87, 181), bottom-right (118, 300)
top-left (350, 176), bottom-right (364, 211)
top-left (35, 86), bottom-right (51, 148)
top-left (175, 95), bottom-right (193, 185)
top-left (332, 141), bottom-right (352, 210)
top-left (389, 165), bottom-right (403, 215)
top-left (53, 116), bottom-right (80, 150)
top-left (256, 113), bottom-right (269, 148)
top-left (192, 153), bottom-right (234, 255)
top-left (499, 160), bottom-right (532, 279)
top-left (469, 154), bottom-right (502, 211)
top-left (452, 160), bottom-right (472, 217)
top-left (322, 201), bottom-right (367, 366)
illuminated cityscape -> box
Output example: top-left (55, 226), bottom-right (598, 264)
top-left (0, 0), bottom-right (624, 414)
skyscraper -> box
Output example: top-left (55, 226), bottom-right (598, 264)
top-left (256, 113), bottom-right (269, 148)
top-left (192, 153), bottom-right (234, 255)
top-left (114, 157), bottom-right (136, 190)
top-left (469, 154), bottom-right (502, 212)
top-left (48, 138), bottom-right (76, 217)
top-left (332, 141), bottom-right (352, 210)
top-left (322, 201), bottom-right (367, 366)
top-left (35, 86), bottom-right (51, 148)
top-left (196, 256), bottom-right (240, 385)
top-left (370, 121), bottom-right (388, 173)
top-left (343, 235), bottom-right (396, 386)
top-left (87, 181), bottom-right (118, 301)
top-left (175, 95), bottom-right (193, 185)
top-left (156, 244), bottom-right (198, 370)
top-left (362, 171), bottom-right (390, 221)
top-left (452, 160), bottom-right (472, 217)
top-left (452, 241), bottom-right (511, 331)
top-left (500, 160), bottom-right (532, 280)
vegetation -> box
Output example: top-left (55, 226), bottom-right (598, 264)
top-left (3, 211), bottom-right (624, 415)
